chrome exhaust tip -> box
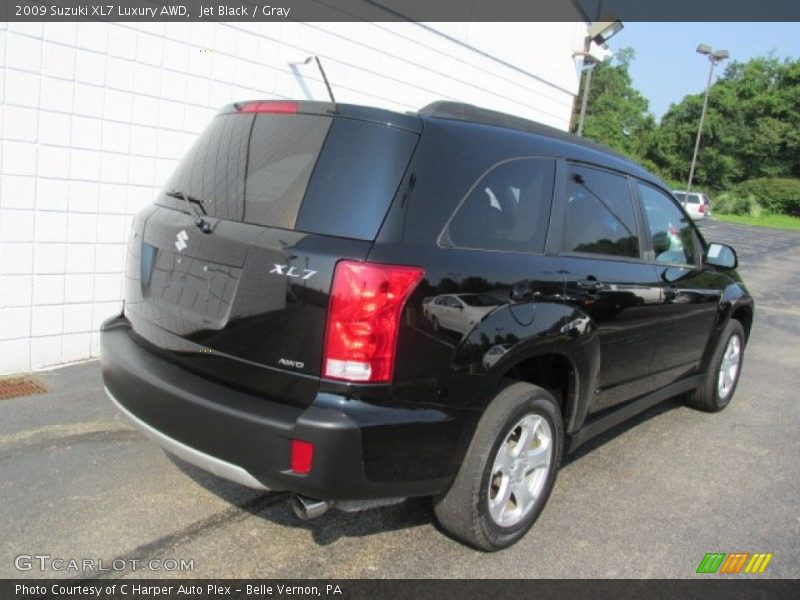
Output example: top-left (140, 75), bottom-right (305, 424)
top-left (290, 495), bottom-right (332, 520)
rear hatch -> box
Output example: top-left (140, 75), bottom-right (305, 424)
top-left (123, 101), bottom-right (420, 407)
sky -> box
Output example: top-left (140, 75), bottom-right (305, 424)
top-left (606, 22), bottom-right (800, 120)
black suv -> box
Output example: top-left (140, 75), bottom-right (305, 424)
top-left (102, 100), bottom-right (753, 550)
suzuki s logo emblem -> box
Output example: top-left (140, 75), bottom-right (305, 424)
top-left (269, 264), bottom-right (317, 280)
top-left (174, 230), bottom-right (188, 252)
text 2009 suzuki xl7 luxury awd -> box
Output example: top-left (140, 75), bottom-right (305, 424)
top-left (102, 100), bottom-right (753, 550)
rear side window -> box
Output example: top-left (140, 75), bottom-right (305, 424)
top-left (564, 165), bottom-right (639, 258)
top-left (158, 113), bottom-right (417, 241)
top-left (440, 157), bottom-right (555, 253)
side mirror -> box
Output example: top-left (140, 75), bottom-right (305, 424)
top-left (705, 243), bottom-right (737, 269)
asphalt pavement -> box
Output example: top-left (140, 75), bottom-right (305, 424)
top-left (1, 220), bottom-right (798, 579)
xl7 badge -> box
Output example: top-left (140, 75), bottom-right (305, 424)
top-left (269, 264), bottom-right (317, 280)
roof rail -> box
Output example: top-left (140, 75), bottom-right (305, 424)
top-left (417, 101), bottom-right (632, 162)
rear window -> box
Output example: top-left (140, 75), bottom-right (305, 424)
top-left (158, 113), bottom-right (417, 240)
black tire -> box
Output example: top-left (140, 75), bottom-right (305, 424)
top-left (433, 381), bottom-right (563, 551)
top-left (686, 319), bottom-right (746, 412)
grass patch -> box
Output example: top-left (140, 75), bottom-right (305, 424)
top-left (713, 213), bottom-right (800, 232)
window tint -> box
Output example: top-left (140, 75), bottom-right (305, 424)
top-left (158, 113), bottom-right (417, 241)
top-left (637, 182), bottom-right (701, 265)
top-left (442, 158), bottom-right (555, 253)
top-left (564, 165), bottom-right (639, 258)
top-left (244, 114), bottom-right (331, 229)
top-left (297, 118), bottom-right (418, 240)
top-left (163, 113), bottom-right (253, 222)
top-left (162, 113), bottom-right (330, 226)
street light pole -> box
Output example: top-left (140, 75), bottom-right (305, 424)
top-left (577, 64), bottom-right (595, 136)
top-left (686, 45), bottom-right (729, 193)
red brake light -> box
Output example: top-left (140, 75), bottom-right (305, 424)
top-left (323, 260), bottom-right (424, 383)
top-left (699, 204), bottom-right (706, 213)
top-left (290, 439), bottom-right (314, 474)
top-left (237, 101), bottom-right (298, 114)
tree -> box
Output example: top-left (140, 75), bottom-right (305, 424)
top-left (653, 55), bottom-right (800, 191)
top-left (571, 48), bottom-right (658, 166)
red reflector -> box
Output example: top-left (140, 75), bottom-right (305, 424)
top-left (290, 440), bottom-right (314, 474)
top-left (238, 101), bottom-right (298, 114)
top-left (324, 261), bottom-right (424, 383)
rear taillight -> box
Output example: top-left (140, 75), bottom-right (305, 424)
top-left (237, 100), bottom-right (298, 114)
top-left (699, 204), bottom-right (706, 213)
top-left (323, 260), bottom-right (424, 383)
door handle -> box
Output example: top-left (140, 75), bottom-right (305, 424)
top-left (577, 278), bottom-right (603, 293)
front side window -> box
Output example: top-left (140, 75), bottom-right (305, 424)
top-left (637, 182), bottom-right (702, 265)
top-left (441, 157), bottom-right (555, 253)
top-left (563, 165), bottom-right (639, 258)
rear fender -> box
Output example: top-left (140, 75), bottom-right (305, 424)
top-left (453, 301), bottom-right (599, 433)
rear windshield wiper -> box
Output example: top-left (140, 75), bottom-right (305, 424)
top-left (166, 190), bottom-right (212, 233)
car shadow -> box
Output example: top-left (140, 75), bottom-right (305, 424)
top-left (165, 395), bottom-right (686, 546)
top-left (166, 454), bottom-right (434, 546)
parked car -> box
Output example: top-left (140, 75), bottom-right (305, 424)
top-left (102, 100), bottom-right (753, 551)
top-left (423, 293), bottom-right (501, 334)
top-left (673, 190), bottom-right (711, 220)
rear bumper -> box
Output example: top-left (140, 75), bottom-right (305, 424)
top-left (101, 317), bottom-right (459, 501)
top-left (106, 386), bottom-right (269, 490)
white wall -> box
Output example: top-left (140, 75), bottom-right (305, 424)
top-left (0, 20), bottom-right (586, 375)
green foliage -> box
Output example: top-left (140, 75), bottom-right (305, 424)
top-left (714, 212), bottom-right (800, 232)
top-left (571, 48), bottom-right (657, 165)
top-left (713, 192), bottom-right (759, 216)
top-left (653, 55), bottom-right (800, 190)
top-left (572, 51), bottom-right (800, 201)
top-left (735, 178), bottom-right (800, 216)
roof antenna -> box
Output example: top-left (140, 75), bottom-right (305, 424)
top-left (288, 55), bottom-right (336, 103)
